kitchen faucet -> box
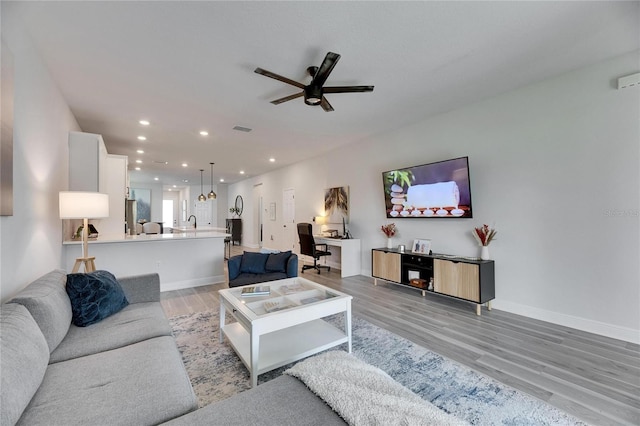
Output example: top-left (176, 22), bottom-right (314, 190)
top-left (187, 215), bottom-right (197, 228)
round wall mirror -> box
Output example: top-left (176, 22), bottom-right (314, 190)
top-left (235, 195), bottom-right (243, 217)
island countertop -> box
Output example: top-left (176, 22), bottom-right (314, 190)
top-left (63, 230), bottom-right (230, 245)
top-left (62, 229), bottom-right (230, 292)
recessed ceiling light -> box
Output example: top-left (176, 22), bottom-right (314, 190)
top-left (136, 159), bottom-right (142, 164)
top-left (219, 178), bottom-right (224, 182)
top-left (135, 167), bottom-right (141, 171)
top-left (137, 136), bottom-right (147, 141)
top-left (139, 120), bottom-right (150, 126)
top-left (154, 177), bottom-right (159, 181)
top-left (137, 149), bottom-right (144, 154)
top-left (240, 170), bottom-right (245, 175)
top-left (182, 163), bottom-right (188, 167)
top-left (173, 185), bottom-right (177, 188)
top-left (199, 130), bottom-right (209, 136)
top-left (168, 188), bottom-right (172, 191)
top-left (182, 179), bottom-right (188, 183)
top-left (269, 158), bottom-right (275, 162)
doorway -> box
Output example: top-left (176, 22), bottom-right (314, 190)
top-left (163, 191), bottom-right (180, 229)
top-left (282, 188), bottom-right (295, 252)
top-left (253, 183), bottom-right (263, 249)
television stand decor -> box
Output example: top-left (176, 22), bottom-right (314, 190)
top-left (371, 248), bottom-right (495, 315)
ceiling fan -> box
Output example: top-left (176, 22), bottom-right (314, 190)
top-left (254, 52), bottom-right (374, 112)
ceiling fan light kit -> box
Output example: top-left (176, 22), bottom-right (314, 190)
top-left (255, 51), bottom-right (374, 112)
top-left (304, 86), bottom-right (323, 105)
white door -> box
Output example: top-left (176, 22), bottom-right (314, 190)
top-left (194, 200), bottom-right (211, 226)
top-left (162, 200), bottom-right (174, 229)
top-left (253, 184), bottom-right (263, 248)
top-left (282, 188), bottom-right (296, 252)
top-left (163, 191), bottom-right (180, 228)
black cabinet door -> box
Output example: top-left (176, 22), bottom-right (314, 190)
top-left (226, 219), bottom-right (242, 245)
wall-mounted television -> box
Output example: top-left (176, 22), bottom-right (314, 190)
top-left (382, 156), bottom-right (473, 218)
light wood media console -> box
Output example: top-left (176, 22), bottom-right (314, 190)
top-left (371, 248), bottom-right (495, 315)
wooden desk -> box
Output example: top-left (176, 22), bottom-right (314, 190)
top-left (313, 237), bottom-right (361, 278)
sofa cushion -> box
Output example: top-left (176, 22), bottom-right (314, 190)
top-left (161, 375), bottom-right (346, 426)
top-left (66, 270), bottom-right (129, 327)
top-left (49, 302), bottom-right (172, 363)
top-left (9, 269), bottom-right (72, 353)
top-left (240, 251), bottom-right (269, 274)
top-left (1, 304), bottom-right (50, 426)
top-left (117, 273), bottom-right (161, 304)
top-left (228, 272), bottom-right (288, 287)
top-left (18, 336), bottom-right (198, 426)
top-left (266, 251), bottom-right (292, 273)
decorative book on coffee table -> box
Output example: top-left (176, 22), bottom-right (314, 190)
top-left (241, 285), bottom-right (271, 297)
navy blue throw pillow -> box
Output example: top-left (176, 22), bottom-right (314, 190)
top-left (240, 251), bottom-right (269, 274)
top-left (66, 270), bottom-right (129, 327)
top-left (265, 251), bottom-right (292, 273)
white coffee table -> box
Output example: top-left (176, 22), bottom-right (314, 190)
top-left (219, 277), bottom-right (352, 387)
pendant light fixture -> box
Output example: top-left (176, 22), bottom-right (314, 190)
top-left (198, 169), bottom-right (206, 201)
top-left (208, 162), bottom-right (217, 200)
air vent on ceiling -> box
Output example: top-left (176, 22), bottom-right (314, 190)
top-left (153, 160), bottom-right (169, 165)
top-left (233, 126), bottom-right (252, 132)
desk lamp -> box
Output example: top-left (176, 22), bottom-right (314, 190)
top-left (59, 191), bottom-right (109, 273)
top-left (313, 216), bottom-right (327, 225)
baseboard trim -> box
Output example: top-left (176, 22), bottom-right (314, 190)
top-left (161, 275), bottom-right (226, 292)
top-left (493, 299), bottom-right (640, 344)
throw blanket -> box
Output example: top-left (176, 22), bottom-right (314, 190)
top-left (285, 351), bottom-right (468, 426)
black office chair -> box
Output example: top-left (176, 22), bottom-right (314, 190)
top-left (297, 223), bottom-right (331, 274)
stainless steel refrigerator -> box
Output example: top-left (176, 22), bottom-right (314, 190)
top-left (125, 199), bottom-right (137, 235)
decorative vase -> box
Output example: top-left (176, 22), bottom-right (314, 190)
top-left (387, 238), bottom-right (393, 249)
top-left (480, 245), bottom-right (490, 260)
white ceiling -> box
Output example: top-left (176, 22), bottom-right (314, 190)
top-left (5, 1), bottom-right (639, 188)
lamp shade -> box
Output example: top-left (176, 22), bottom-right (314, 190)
top-left (314, 216), bottom-right (327, 225)
top-left (59, 192), bottom-right (109, 219)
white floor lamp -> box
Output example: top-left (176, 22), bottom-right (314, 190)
top-left (59, 191), bottom-right (109, 273)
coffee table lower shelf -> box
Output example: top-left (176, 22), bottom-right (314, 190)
top-left (222, 319), bottom-right (348, 378)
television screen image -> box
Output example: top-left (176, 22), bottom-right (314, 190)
top-left (382, 156), bottom-right (473, 218)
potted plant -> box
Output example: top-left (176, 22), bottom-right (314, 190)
top-left (472, 224), bottom-right (496, 260)
top-left (381, 223), bottom-right (397, 249)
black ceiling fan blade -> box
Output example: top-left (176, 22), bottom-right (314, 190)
top-left (320, 97), bottom-right (334, 112)
top-left (323, 86), bottom-right (374, 93)
top-left (254, 67), bottom-right (305, 89)
top-left (312, 52), bottom-right (341, 87)
top-left (270, 92), bottom-right (304, 105)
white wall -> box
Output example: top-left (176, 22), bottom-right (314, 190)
top-left (230, 51), bottom-right (640, 343)
top-left (0, 17), bottom-right (81, 301)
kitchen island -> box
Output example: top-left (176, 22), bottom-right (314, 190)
top-left (62, 230), bottom-right (230, 291)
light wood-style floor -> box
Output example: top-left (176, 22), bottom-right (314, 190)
top-left (161, 245), bottom-right (640, 425)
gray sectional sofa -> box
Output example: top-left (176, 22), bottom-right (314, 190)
top-left (1, 270), bottom-right (198, 426)
top-left (0, 269), bottom-right (349, 426)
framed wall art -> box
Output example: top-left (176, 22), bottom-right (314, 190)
top-left (324, 186), bottom-right (349, 224)
top-left (130, 188), bottom-right (151, 222)
top-left (412, 239), bottom-right (432, 254)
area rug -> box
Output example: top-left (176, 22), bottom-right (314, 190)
top-left (170, 310), bottom-right (586, 426)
